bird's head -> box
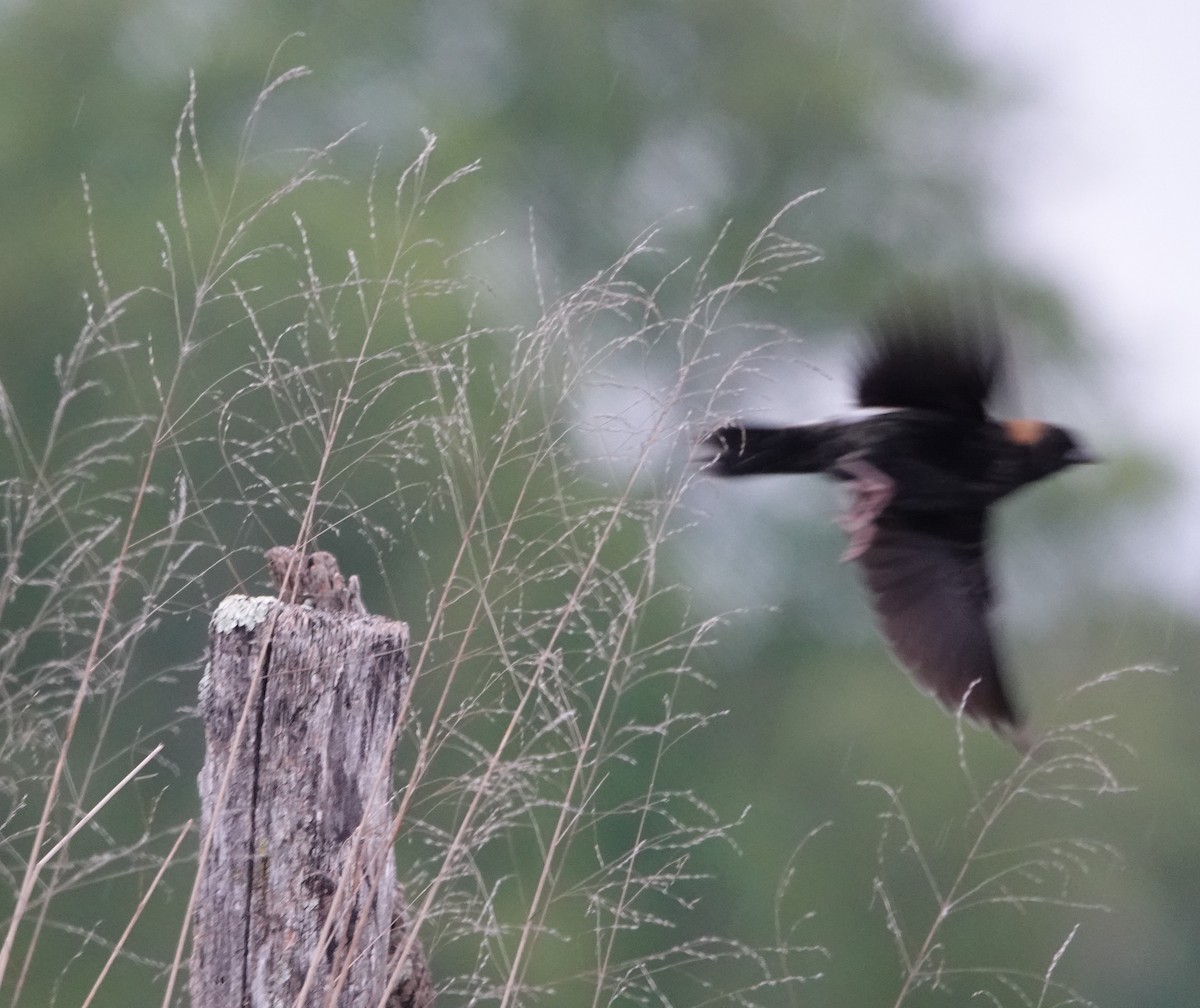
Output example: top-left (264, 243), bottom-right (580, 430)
top-left (1004, 419), bottom-right (1097, 480)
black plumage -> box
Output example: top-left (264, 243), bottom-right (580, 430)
top-left (700, 316), bottom-right (1094, 736)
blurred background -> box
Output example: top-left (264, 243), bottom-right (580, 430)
top-left (0, 0), bottom-right (1195, 1005)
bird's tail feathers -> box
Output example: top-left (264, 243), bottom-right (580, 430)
top-left (698, 424), bottom-right (829, 476)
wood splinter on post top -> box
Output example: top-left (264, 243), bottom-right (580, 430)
top-left (265, 544), bottom-right (368, 614)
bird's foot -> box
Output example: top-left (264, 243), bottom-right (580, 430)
top-left (835, 454), bottom-right (895, 561)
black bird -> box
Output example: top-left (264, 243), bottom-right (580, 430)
top-left (700, 315), bottom-right (1094, 737)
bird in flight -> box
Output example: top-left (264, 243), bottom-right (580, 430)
top-left (699, 312), bottom-right (1095, 741)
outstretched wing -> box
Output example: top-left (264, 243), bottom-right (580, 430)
top-left (856, 314), bottom-right (1002, 422)
top-left (853, 513), bottom-right (1020, 728)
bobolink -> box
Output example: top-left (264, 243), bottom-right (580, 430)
top-left (700, 313), bottom-right (1094, 738)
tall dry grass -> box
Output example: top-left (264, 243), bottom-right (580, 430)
top-left (0, 66), bottom-right (1131, 1007)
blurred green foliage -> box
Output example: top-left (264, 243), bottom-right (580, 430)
top-left (0, 1), bottom-right (1192, 1007)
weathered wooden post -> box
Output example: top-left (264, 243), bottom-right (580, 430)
top-left (190, 548), bottom-right (432, 1008)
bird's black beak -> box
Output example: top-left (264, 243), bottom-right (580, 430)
top-left (1065, 445), bottom-right (1099, 465)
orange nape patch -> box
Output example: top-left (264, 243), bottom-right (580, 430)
top-left (1003, 418), bottom-right (1049, 445)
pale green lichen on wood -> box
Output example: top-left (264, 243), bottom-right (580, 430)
top-left (212, 595), bottom-right (278, 634)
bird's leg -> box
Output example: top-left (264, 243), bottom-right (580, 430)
top-left (833, 453), bottom-right (895, 561)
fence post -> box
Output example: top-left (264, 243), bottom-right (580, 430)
top-left (189, 548), bottom-right (431, 1008)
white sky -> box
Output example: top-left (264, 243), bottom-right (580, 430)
top-left (934, 1), bottom-right (1200, 607)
